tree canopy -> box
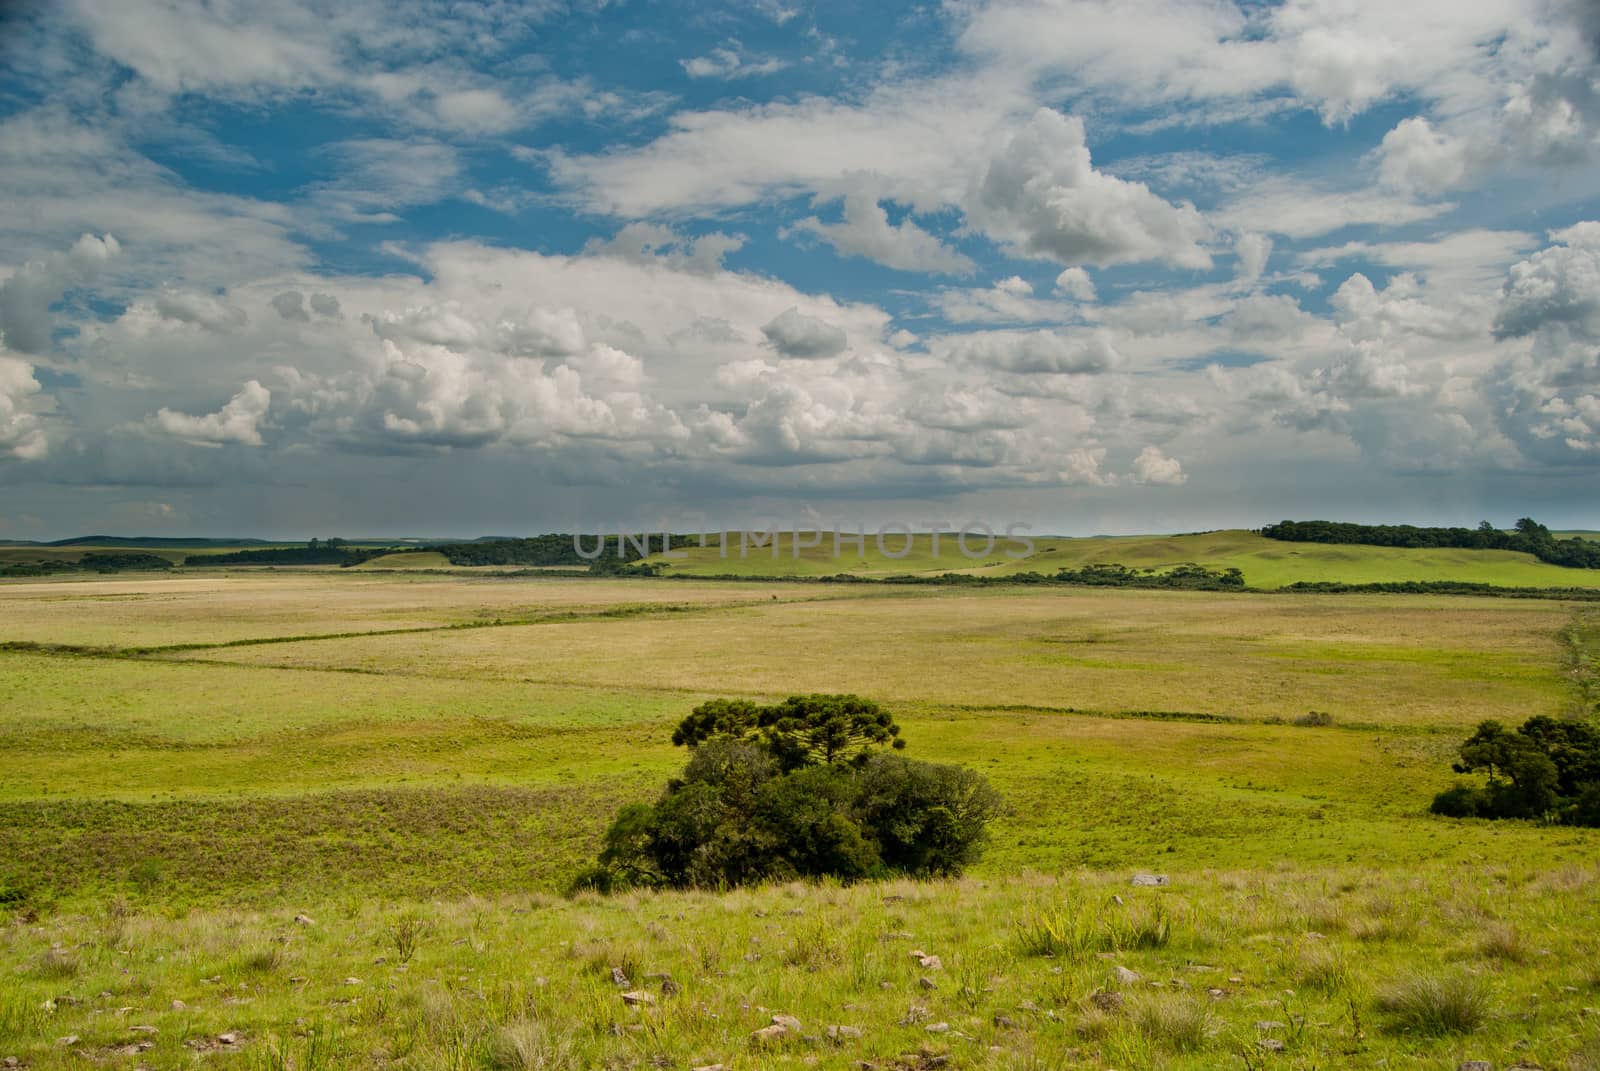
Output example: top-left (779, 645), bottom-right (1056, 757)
top-left (671, 694), bottom-right (905, 770)
top-left (1432, 716), bottom-right (1600, 825)
top-left (582, 695), bottom-right (1000, 891)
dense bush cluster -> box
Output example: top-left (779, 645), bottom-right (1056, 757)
top-left (1263, 517), bottom-right (1600, 569)
top-left (193, 540), bottom-right (391, 566)
top-left (0, 552), bottom-right (173, 577)
top-left (1432, 717), bottom-right (1600, 826)
top-left (800, 563), bottom-right (1245, 590)
top-left (582, 695), bottom-right (1003, 890)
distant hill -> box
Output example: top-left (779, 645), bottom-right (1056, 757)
top-left (626, 528), bottom-right (1600, 590)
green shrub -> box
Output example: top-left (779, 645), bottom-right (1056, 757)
top-left (1430, 784), bottom-right (1490, 818)
top-left (585, 695), bottom-right (1001, 890)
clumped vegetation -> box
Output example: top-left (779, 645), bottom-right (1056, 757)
top-left (1265, 516), bottom-right (1600, 569)
top-left (433, 534), bottom-right (652, 567)
top-left (0, 552), bottom-right (174, 577)
top-left (583, 695), bottom-right (1002, 890)
top-left (193, 540), bottom-right (392, 567)
top-left (1431, 716), bottom-right (1600, 825)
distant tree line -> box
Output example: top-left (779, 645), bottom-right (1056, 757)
top-left (188, 539), bottom-right (391, 567)
top-left (733, 563), bottom-right (1247, 590)
top-left (433, 534), bottom-right (655, 567)
top-left (1262, 518), bottom-right (1600, 569)
top-left (0, 552), bottom-right (175, 577)
top-left (580, 694), bottom-right (1002, 890)
top-left (1432, 717), bottom-right (1600, 826)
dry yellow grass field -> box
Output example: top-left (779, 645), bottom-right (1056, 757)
top-left (162, 585), bottom-right (1573, 727)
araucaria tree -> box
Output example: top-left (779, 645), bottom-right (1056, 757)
top-left (583, 694), bottom-right (1002, 890)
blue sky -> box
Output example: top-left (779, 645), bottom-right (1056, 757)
top-left (2, 0), bottom-right (1600, 538)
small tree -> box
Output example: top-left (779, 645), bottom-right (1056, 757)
top-left (581, 694), bottom-right (1000, 891)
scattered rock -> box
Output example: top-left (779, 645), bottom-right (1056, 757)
top-left (908, 950), bottom-right (943, 970)
top-left (1130, 874), bottom-right (1169, 887)
top-left (620, 990), bottom-right (655, 1007)
top-left (919, 976), bottom-right (938, 991)
top-left (217, 1033), bottom-right (239, 1046)
top-left (57, 1037), bottom-right (79, 1047)
top-left (1207, 988), bottom-right (1226, 999)
top-left (170, 999), bottom-right (186, 1010)
top-left (691, 1065), bottom-right (725, 1071)
top-left (1258, 1039), bottom-right (1286, 1052)
top-left (1017, 1000), bottom-right (1040, 1013)
top-left (1457, 1062), bottom-right (1493, 1071)
top-left (1254, 1021), bottom-right (1286, 1031)
top-left (293, 914), bottom-right (315, 926)
top-left (342, 977), bottom-right (362, 986)
top-left (926, 1022), bottom-right (950, 1034)
top-left (1228, 976), bottom-right (1245, 984)
top-left (3, 1057), bottom-right (17, 1068)
top-left (750, 1025), bottom-right (788, 1045)
top-left (771, 1014), bottom-right (803, 1033)
top-left (827, 1025), bottom-right (863, 1040)
top-left (1090, 990), bottom-right (1123, 1012)
top-left (1111, 894), bottom-right (1124, 905)
top-left (129, 1025), bottom-right (158, 1034)
top-left (1113, 965), bottom-right (1141, 984)
top-left (993, 1014), bottom-right (1017, 1029)
top-left (611, 966), bottom-right (630, 986)
top-left (900, 1004), bottom-right (930, 1025)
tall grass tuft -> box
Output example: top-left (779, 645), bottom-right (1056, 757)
top-left (1476, 922), bottom-right (1527, 963)
top-left (1015, 897), bottom-right (1172, 959)
top-left (34, 947), bottom-right (79, 979)
top-left (485, 1017), bottom-right (575, 1071)
top-left (1377, 971), bottom-right (1491, 1036)
top-left (1014, 902), bottom-right (1098, 960)
top-left (1131, 993), bottom-right (1219, 1052)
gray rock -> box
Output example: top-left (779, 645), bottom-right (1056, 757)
top-left (1457, 1062), bottom-right (1493, 1071)
top-left (1258, 1039), bottom-right (1286, 1052)
top-left (919, 976), bottom-right (938, 990)
top-left (1130, 874), bottom-right (1169, 887)
top-left (771, 1014), bottom-right (803, 1033)
top-left (926, 1022), bottom-right (950, 1033)
top-left (1113, 965), bottom-right (1141, 984)
top-left (1254, 1021), bottom-right (1286, 1031)
top-left (611, 967), bottom-right (630, 986)
top-left (620, 990), bottom-right (655, 1007)
top-left (826, 1025), bottom-right (862, 1040)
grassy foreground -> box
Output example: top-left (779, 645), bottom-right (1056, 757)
top-left (3, 867), bottom-right (1598, 1070)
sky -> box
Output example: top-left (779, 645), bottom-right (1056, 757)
top-left (2, 0), bottom-right (1600, 539)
